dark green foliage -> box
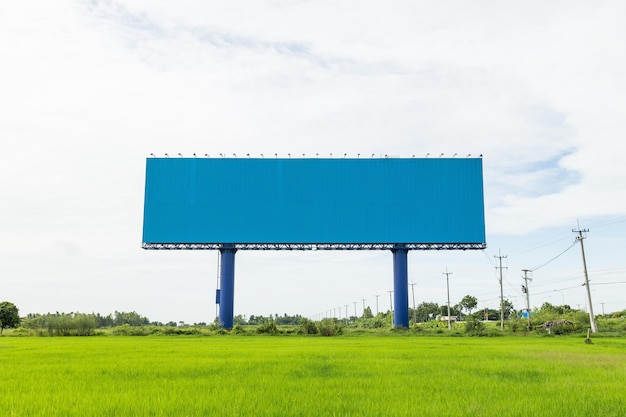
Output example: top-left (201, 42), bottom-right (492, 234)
top-left (112, 323), bottom-right (150, 336)
top-left (460, 295), bottom-right (478, 316)
top-left (411, 302), bottom-right (439, 323)
top-left (316, 319), bottom-right (343, 336)
top-left (298, 318), bottom-right (317, 335)
top-left (256, 318), bottom-right (279, 334)
top-left (231, 324), bottom-right (246, 334)
top-left (0, 301), bottom-right (20, 333)
top-left (464, 315), bottom-right (485, 335)
top-left (111, 311), bottom-right (150, 327)
top-left (22, 313), bottom-right (97, 336)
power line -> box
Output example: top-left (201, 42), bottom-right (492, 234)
top-left (588, 215), bottom-right (626, 229)
top-left (529, 240), bottom-right (577, 271)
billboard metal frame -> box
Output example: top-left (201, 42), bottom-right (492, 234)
top-left (142, 242), bottom-right (486, 250)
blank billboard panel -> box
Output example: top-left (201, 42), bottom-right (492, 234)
top-left (142, 158), bottom-right (486, 246)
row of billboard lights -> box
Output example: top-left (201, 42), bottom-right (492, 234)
top-left (149, 153), bottom-right (482, 158)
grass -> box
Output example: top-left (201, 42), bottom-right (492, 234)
top-left (0, 334), bottom-right (625, 416)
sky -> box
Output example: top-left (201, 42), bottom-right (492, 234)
top-left (1, 0), bottom-right (625, 324)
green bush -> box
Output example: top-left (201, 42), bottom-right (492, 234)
top-left (231, 324), bottom-right (247, 335)
top-left (256, 319), bottom-right (279, 334)
top-left (112, 324), bottom-right (150, 336)
top-left (316, 319), bottom-right (343, 336)
top-left (464, 316), bottom-right (485, 335)
top-left (298, 318), bottom-right (317, 335)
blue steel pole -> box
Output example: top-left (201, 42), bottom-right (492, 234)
top-left (219, 247), bottom-right (236, 329)
top-left (392, 248), bottom-right (409, 328)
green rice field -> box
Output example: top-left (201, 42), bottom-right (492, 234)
top-left (1, 334), bottom-right (625, 416)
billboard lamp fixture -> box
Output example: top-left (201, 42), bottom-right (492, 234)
top-left (150, 153), bottom-right (155, 157)
top-left (260, 153), bottom-right (264, 158)
top-left (453, 153), bottom-right (458, 158)
top-left (288, 153), bottom-right (291, 157)
top-left (274, 153), bottom-right (278, 158)
top-left (425, 153), bottom-right (430, 157)
top-left (439, 153), bottom-right (444, 157)
top-left (164, 153), bottom-right (169, 158)
top-left (204, 153), bottom-right (210, 157)
top-left (371, 153), bottom-right (375, 158)
top-left (178, 153), bottom-right (183, 157)
top-left (233, 153), bottom-right (236, 157)
top-left (466, 154), bottom-right (471, 157)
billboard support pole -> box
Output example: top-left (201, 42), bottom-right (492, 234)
top-left (392, 247), bottom-right (410, 328)
top-left (218, 246), bottom-right (236, 329)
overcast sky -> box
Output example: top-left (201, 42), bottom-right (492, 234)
top-left (1, 1), bottom-right (625, 324)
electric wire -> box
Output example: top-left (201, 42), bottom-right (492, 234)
top-left (529, 240), bottom-right (577, 271)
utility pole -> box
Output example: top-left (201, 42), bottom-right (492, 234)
top-left (410, 282), bottom-right (417, 324)
top-left (353, 301), bottom-right (357, 318)
top-left (574, 228), bottom-right (597, 332)
top-left (443, 268), bottom-right (453, 330)
top-left (495, 249), bottom-right (508, 330)
top-left (374, 294), bottom-right (380, 316)
top-left (362, 298), bottom-right (366, 316)
top-left (345, 305), bottom-right (349, 325)
top-left (522, 269), bottom-right (532, 331)
top-left (387, 290), bottom-right (394, 326)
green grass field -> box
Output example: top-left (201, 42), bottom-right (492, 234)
top-left (1, 334), bottom-right (624, 416)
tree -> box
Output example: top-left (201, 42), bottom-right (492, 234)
top-left (459, 295), bottom-right (478, 317)
top-left (502, 299), bottom-right (515, 320)
top-left (413, 302), bottom-right (439, 323)
top-left (0, 301), bottom-right (20, 333)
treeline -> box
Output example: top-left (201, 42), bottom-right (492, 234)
top-left (235, 313), bottom-right (305, 326)
top-left (5, 303), bottom-right (626, 337)
top-left (21, 311), bottom-right (151, 336)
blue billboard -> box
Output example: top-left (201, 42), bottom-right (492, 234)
top-left (142, 157), bottom-right (485, 247)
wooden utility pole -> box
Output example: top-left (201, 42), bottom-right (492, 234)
top-left (443, 268), bottom-right (453, 330)
top-left (522, 269), bottom-right (532, 330)
top-left (495, 249), bottom-right (507, 330)
top-left (573, 228), bottom-right (597, 333)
